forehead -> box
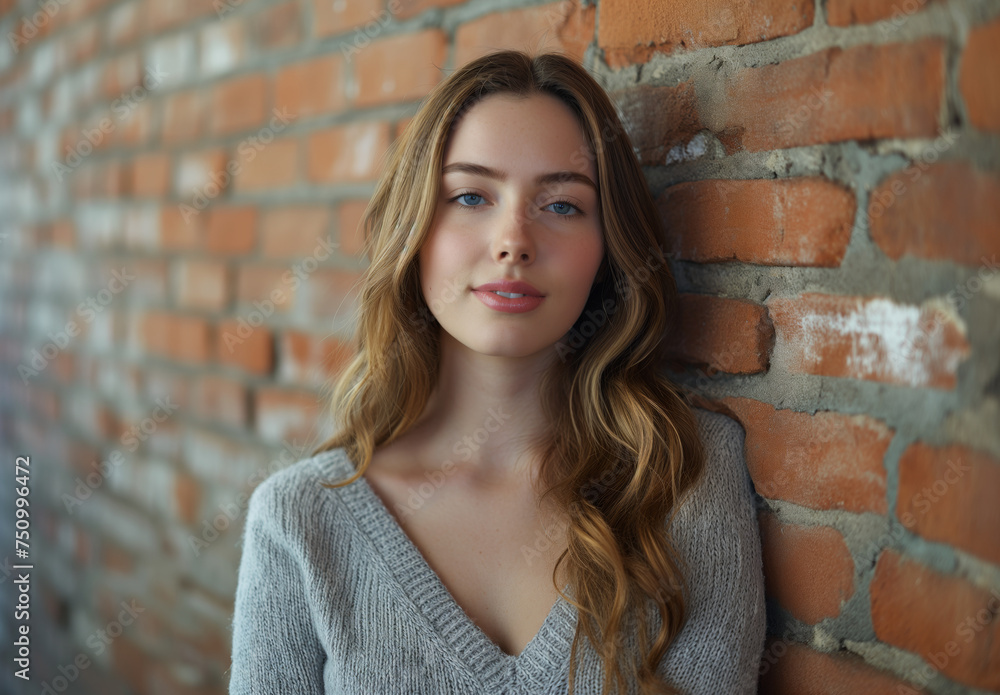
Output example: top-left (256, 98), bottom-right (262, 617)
top-left (442, 93), bottom-right (596, 180)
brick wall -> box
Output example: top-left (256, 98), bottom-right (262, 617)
top-left (0, 0), bottom-right (997, 693)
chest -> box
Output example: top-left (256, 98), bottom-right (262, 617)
top-left (362, 462), bottom-right (569, 657)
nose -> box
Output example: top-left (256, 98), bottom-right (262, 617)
top-left (492, 199), bottom-right (536, 264)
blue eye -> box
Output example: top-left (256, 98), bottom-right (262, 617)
top-left (454, 192), bottom-right (485, 207)
top-left (546, 201), bottom-right (582, 216)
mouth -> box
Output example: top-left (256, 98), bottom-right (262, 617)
top-left (472, 280), bottom-right (544, 297)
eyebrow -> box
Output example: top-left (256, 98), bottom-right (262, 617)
top-left (441, 162), bottom-right (597, 191)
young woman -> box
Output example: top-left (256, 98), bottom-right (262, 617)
top-left (228, 50), bottom-right (765, 695)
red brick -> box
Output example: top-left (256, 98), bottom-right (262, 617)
top-left (599, 0), bottom-right (812, 68)
top-left (260, 206), bottom-right (334, 258)
top-left (217, 319), bottom-right (273, 375)
top-left (306, 122), bottom-right (390, 183)
top-left (658, 177), bottom-right (855, 267)
top-left (172, 315), bottom-right (213, 364)
top-left (159, 206), bottom-right (202, 251)
top-left (231, 136), bottom-right (299, 191)
top-left (254, 388), bottom-right (323, 444)
top-left (205, 206), bottom-right (257, 255)
top-left (106, 0), bottom-right (140, 46)
top-left (396, 0), bottom-right (465, 20)
top-left (827, 0), bottom-right (941, 26)
top-left (455, 2), bottom-right (595, 67)
top-left (355, 30), bottom-right (447, 106)
top-left (663, 294), bottom-right (774, 374)
top-left (173, 471), bottom-right (201, 524)
top-left (252, 1), bottom-right (303, 50)
top-left (279, 331), bottom-right (355, 385)
top-left (721, 398), bottom-right (890, 514)
top-left (312, 0), bottom-right (382, 37)
top-left (236, 265), bottom-right (297, 313)
top-left (119, 100), bottom-right (154, 146)
top-left (191, 375), bottom-right (248, 429)
top-left (960, 18), bottom-right (1000, 133)
top-left (101, 50), bottom-right (142, 98)
top-left (274, 55), bottom-right (345, 119)
top-left (870, 550), bottom-right (1000, 691)
top-left (897, 442), bottom-right (1000, 566)
top-left (210, 74), bottom-right (267, 135)
top-left (306, 268), bottom-right (364, 319)
top-left (758, 641), bottom-right (927, 694)
top-left (613, 82), bottom-right (702, 167)
top-left (870, 162), bottom-right (1000, 267)
top-left (766, 293), bottom-right (970, 389)
top-left (717, 39), bottom-right (945, 152)
top-left (162, 89), bottom-right (206, 144)
top-left (337, 199), bottom-right (368, 256)
top-left (174, 260), bottom-right (229, 312)
top-left (146, 0), bottom-right (214, 33)
top-left (130, 152), bottom-right (171, 197)
top-left (759, 513), bottom-right (854, 625)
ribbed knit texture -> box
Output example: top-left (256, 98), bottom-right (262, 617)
top-left (228, 408), bottom-right (766, 694)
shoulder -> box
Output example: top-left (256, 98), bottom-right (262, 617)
top-left (244, 447), bottom-right (357, 538)
top-left (685, 407), bottom-right (750, 506)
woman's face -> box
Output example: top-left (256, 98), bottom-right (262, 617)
top-left (418, 92), bottom-right (605, 360)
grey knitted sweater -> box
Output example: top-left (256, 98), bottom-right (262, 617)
top-left (228, 408), bottom-right (765, 694)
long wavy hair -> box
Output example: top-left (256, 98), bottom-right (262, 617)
top-left (310, 50), bottom-right (705, 695)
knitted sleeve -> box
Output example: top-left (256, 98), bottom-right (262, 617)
top-left (658, 409), bottom-right (767, 694)
top-left (228, 472), bottom-right (327, 695)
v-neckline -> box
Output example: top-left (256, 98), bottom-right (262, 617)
top-left (323, 448), bottom-right (577, 690)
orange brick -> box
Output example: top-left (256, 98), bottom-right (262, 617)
top-left (337, 199), bottom-right (368, 256)
top-left (718, 39), bottom-right (945, 152)
top-left (274, 55), bottom-right (345, 119)
top-left (354, 30), bottom-right (447, 106)
top-left (106, 0), bottom-right (140, 47)
top-left (766, 293), bottom-right (970, 389)
top-left (305, 268), bottom-right (364, 319)
top-left (173, 471), bottom-right (202, 524)
top-left (217, 319), bottom-right (273, 375)
top-left (455, 2), bottom-right (594, 67)
top-left (146, 0), bottom-right (214, 34)
top-left (260, 206), bottom-right (334, 258)
top-left (897, 442), bottom-right (1000, 566)
top-left (278, 331), bottom-right (355, 385)
top-left (205, 206), bottom-right (257, 255)
top-left (171, 315), bottom-right (213, 364)
top-left (396, 0), bottom-right (464, 20)
top-left (721, 398), bottom-right (891, 514)
top-left (231, 136), bottom-right (299, 191)
top-left (759, 513), bottom-right (854, 625)
top-left (869, 161), bottom-right (1000, 267)
top-left (759, 642), bottom-right (927, 694)
top-left (613, 82), bottom-right (701, 168)
top-left (254, 387), bottom-right (323, 444)
top-left (236, 265), bottom-right (297, 313)
top-left (306, 122), bottom-right (390, 183)
top-left (176, 149), bottom-right (229, 201)
top-left (252, 1), bottom-right (303, 50)
top-left (870, 550), bottom-right (1000, 691)
top-left (159, 207), bottom-right (202, 251)
top-left (599, 0), bottom-right (812, 67)
top-left (658, 177), bottom-right (855, 267)
top-left (130, 152), bottom-right (171, 197)
top-left (960, 18), bottom-right (1000, 133)
top-left (663, 294), bottom-right (774, 374)
top-left (210, 73), bottom-right (267, 135)
top-left (826, 0), bottom-right (935, 25)
top-left (162, 89), bottom-right (206, 144)
top-left (175, 260), bottom-right (229, 312)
